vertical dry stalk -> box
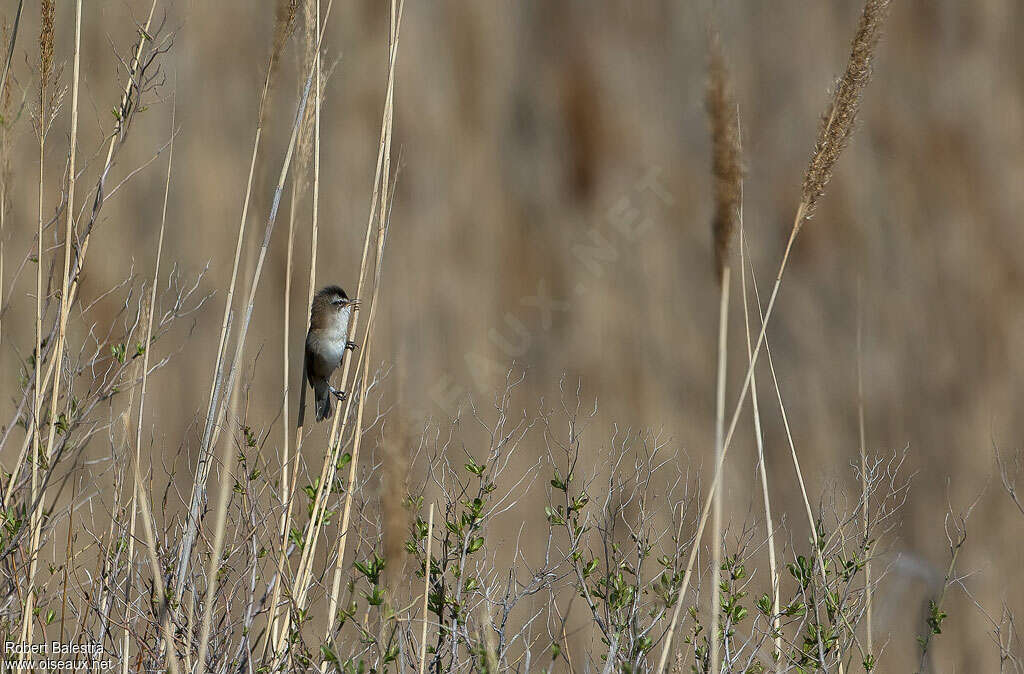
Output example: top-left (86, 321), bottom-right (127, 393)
top-left (710, 267), bottom-right (729, 674)
top-left (196, 408), bottom-right (240, 669)
top-left (273, 27), bottom-right (316, 641)
top-left (281, 0), bottom-right (318, 485)
top-left (418, 503), bottom-right (434, 674)
top-left (297, 0), bottom-right (323, 434)
top-left (321, 0), bottom-right (403, 638)
top-left (739, 233), bottom-right (782, 667)
top-left (177, 0), bottom-right (305, 597)
top-left (272, 0), bottom-right (312, 525)
top-left (275, 1), bottom-right (402, 659)
top-left (856, 283), bottom-right (872, 657)
top-left (706, 33), bottom-right (741, 673)
top-left (281, 180), bottom-right (297, 517)
top-left (132, 471), bottom-right (182, 674)
top-left (266, 0), bottom-right (323, 654)
top-left (747, 257), bottom-right (862, 667)
top-left (196, 3), bottom-right (341, 664)
top-left (122, 99), bottom-right (175, 674)
top-left (40, 0), bottom-right (82, 553)
top-left (21, 0), bottom-right (67, 650)
top-left (23, 0), bottom-right (53, 646)
top-left (657, 1), bottom-right (890, 669)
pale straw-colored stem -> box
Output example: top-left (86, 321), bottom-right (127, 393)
top-left (176, 117), bottom-right (262, 599)
top-left (24, 0), bottom-right (81, 649)
top-left (323, 0), bottom-right (401, 636)
top-left (747, 235), bottom-right (866, 670)
top-left (133, 471), bottom-right (182, 674)
top-left (738, 231), bottom-right (781, 668)
top-left (710, 267), bottom-right (730, 674)
top-left (744, 243), bottom-right (841, 668)
top-left (122, 95), bottom-right (175, 674)
top-left (199, 5), bottom-right (337, 666)
top-left (22, 3), bottom-right (46, 654)
top-left (273, 2), bottom-right (401, 660)
top-left (180, 0), bottom-right (335, 609)
top-left (196, 396), bottom-right (240, 669)
top-left (856, 281), bottom-right (873, 659)
top-left (656, 206), bottom-right (803, 673)
top-left (265, 0), bottom-right (324, 653)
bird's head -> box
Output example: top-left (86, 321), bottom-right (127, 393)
top-left (311, 285), bottom-right (359, 328)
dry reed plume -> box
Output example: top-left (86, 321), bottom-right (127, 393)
top-left (707, 34), bottom-right (741, 285)
top-left (657, 0), bottom-right (893, 669)
top-left (802, 0), bottom-right (891, 222)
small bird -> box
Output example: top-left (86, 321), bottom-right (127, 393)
top-left (303, 285), bottom-right (359, 422)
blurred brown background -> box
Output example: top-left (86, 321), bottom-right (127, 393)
top-left (2, 0), bottom-right (1023, 669)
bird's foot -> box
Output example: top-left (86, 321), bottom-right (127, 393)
top-left (330, 386), bottom-right (347, 402)
top-left (345, 340), bottom-right (359, 352)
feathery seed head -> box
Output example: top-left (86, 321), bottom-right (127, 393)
top-left (39, 0), bottom-right (55, 95)
top-left (707, 33), bottom-right (742, 284)
top-left (801, 0), bottom-right (891, 223)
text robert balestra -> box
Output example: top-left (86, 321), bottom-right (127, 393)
top-left (4, 642), bottom-right (104, 656)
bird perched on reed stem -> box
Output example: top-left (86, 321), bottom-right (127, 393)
top-left (303, 285), bottom-right (359, 421)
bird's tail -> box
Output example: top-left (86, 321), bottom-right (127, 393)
top-left (314, 382), bottom-right (332, 422)
top-left (297, 368), bottom-right (308, 429)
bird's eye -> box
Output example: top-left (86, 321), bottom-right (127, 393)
top-left (331, 298), bottom-right (342, 305)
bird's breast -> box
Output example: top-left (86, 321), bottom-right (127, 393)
top-left (307, 307), bottom-right (351, 373)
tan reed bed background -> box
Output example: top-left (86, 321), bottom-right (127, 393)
top-left (1, 0), bottom-right (1023, 670)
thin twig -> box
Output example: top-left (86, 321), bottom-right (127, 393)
top-left (418, 503), bottom-right (435, 674)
